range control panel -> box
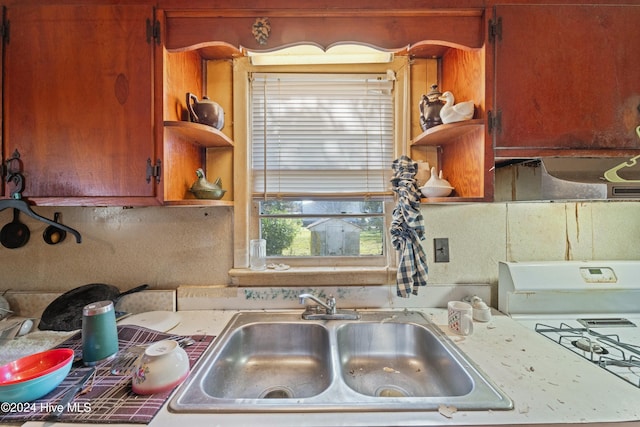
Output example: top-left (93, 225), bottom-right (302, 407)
top-left (579, 267), bottom-right (618, 284)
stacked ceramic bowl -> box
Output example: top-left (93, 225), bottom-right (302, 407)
top-left (0, 348), bottom-right (74, 402)
top-left (131, 339), bottom-right (190, 395)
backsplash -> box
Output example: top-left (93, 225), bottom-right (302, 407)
top-left (0, 206), bottom-right (233, 291)
top-left (1, 201), bottom-right (639, 305)
top-left (3, 290), bottom-right (176, 318)
top-left (176, 284), bottom-right (491, 310)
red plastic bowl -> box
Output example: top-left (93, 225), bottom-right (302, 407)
top-left (0, 348), bottom-right (74, 385)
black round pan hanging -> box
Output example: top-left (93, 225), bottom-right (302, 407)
top-left (43, 212), bottom-right (67, 245)
top-left (0, 209), bottom-right (30, 249)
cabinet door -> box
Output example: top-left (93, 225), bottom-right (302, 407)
top-left (493, 4), bottom-right (640, 158)
top-left (0, 7), bottom-right (4, 199)
top-left (4, 5), bottom-right (156, 199)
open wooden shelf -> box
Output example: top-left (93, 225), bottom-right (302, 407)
top-left (164, 199), bottom-right (234, 207)
top-left (411, 119), bottom-right (484, 146)
top-left (163, 121), bottom-right (234, 206)
top-left (411, 118), bottom-right (487, 203)
top-left (164, 121), bottom-right (234, 147)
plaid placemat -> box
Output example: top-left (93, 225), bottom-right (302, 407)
top-left (0, 325), bottom-right (214, 424)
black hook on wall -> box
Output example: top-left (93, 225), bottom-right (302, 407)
top-left (0, 199), bottom-right (82, 243)
top-left (1, 150), bottom-right (82, 244)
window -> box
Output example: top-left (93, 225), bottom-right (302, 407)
top-left (258, 200), bottom-right (385, 258)
top-left (251, 72), bottom-right (393, 262)
top-left (233, 57), bottom-right (409, 271)
top-left (251, 73), bottom-right (393, 197)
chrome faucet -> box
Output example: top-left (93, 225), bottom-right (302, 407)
top-left (299, 293), bottom-right (337, 315)
top-left (298, 292), bottom-right (359, 320)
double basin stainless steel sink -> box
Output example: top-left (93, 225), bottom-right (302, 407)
top-left (169, 311), bottom-right (513, 413)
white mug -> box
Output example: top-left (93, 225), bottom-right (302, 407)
top-left (448, 301), bottom-right (474, 336)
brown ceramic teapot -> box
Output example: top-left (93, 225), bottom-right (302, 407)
top-left (186, 93), bottom-right (225, 130)
top-left (419, 84), bottom-right (445, 131)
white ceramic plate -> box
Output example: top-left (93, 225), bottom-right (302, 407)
top-left (117, 311), bottom-right (181, 332)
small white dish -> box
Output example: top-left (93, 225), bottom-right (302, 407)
top-left (420, 167), bottom-right (454, 197)
top-left (17, 318), bottom-right (34, 336)
top-left (471, 296), bottom-right (492, 322)
top-left (420, 185), bottom-right (454, 198)
top-left (473, 307), bottom-right (492, 322)
top-left (132, 340), bottom-right (190, 395)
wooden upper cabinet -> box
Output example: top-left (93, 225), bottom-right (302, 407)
top-left (0, 7), bottom-right (3, 199)
top-left (492, 4), bottom-right (640, 159)
top-left (4, 5), bottom-right (157, 203)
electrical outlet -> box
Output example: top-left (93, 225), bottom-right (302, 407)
top-left (434, 238), bottom-right (450, 263)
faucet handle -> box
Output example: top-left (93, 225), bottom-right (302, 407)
top-left (326, 295), bottom-right (336, 314)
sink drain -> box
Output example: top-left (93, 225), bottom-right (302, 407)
top-left (260, 386), bottom-right (294, 399)
top-left (376, 385), bottom-right (409, 398)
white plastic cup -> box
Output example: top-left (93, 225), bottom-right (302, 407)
top-left (447, 301), bottom-right (474, 336)
top-left (249, 239), bottom-right (267, 271)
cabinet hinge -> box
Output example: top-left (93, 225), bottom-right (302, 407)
top-left (146, 18), bottom-right (160, 45)
top-left (489, 17), bottom-right (502, 43)
top-left (146, 158), bottom-right (161, 184)
top-left (488, 110), bottom-right (502, 134)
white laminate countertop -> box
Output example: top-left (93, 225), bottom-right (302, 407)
top-left (11, 309), bottom-right (640, 427)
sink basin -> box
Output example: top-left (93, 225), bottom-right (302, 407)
top-left (201, 322), bottom-right (332, 399)
top-left (170, 311), bottom-right (513, 413)
top-left (337, 322), bottom-right (473, 398)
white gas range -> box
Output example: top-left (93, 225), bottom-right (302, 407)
top-left (499, 260), bottom-right (640, 390)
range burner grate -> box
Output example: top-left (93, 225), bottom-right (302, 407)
top-left (535, 322), bottom-right (640, 389)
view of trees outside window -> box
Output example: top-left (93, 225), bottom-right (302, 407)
top-left (259, 200), bottom-right (384, 257)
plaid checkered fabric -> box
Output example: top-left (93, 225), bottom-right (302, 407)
top-left (390, 156), bottom-right (428, 297)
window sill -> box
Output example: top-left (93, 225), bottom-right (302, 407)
top-left (228, 266), bottom-right (396, 287)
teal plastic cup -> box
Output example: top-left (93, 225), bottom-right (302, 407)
top-left (81, 300), bottom-right (119, 365)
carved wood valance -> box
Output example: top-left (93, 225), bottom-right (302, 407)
top-left (163, 9), bottom-right (485, 59)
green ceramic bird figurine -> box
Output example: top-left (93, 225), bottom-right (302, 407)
top-left (189, 168), bottom-right (226, 200)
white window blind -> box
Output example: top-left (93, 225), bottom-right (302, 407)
top-left (251, 73), bottom-right (394, 198)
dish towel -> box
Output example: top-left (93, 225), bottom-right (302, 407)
top-left (390, 155), bottom-right (428, 297)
